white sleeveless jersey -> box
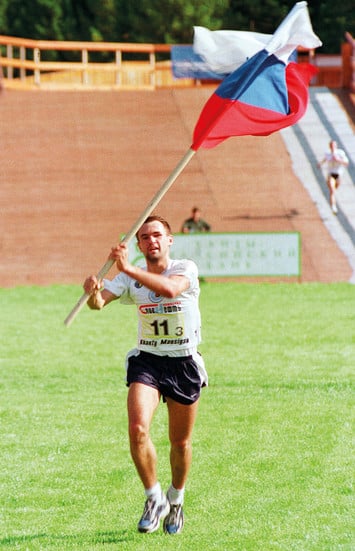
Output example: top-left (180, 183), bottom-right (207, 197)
top-left (103, 259), bottom-right (201, 356)
top-left (324, 149), bottom-right (348, 175)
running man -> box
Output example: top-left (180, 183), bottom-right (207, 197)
top-left (83, 215), bottom-right (208, 535)
top-left (318, 139), bottom-right (349, 214)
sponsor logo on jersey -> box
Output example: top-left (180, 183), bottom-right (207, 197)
top-left (160, 338), bottom-right (189, 345)
top-left (139, 339), bottom-right (158, 347)
top-left (148, 290), bottom-right (164, 303)
top-left (139, 337), bottom-right (189, 347)
top-left (139, 301), bottom-right (182, 315)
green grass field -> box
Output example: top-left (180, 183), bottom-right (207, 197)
top-left (0, 283), bottom-right (354, 550)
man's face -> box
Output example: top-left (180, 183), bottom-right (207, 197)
top-left (137, 220), bottom-right (173, 262)
top-left (192, 210), bottom-right (201, 221)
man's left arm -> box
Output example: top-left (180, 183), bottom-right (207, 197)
top-left (336, 150), bottom-right (349, 166)
top-left (109, 244), bottom-right (190, 298)
top-left (123, 266), bottom-right (190, 298)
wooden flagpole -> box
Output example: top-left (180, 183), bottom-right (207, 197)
top-left (64, 148), bottom-right (196, 327)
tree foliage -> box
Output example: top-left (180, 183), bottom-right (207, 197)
top-left (222, 0), bottom-right (291, 33)
top-left (114, 0), bottom-right (228, 44)
top-left (0, 0), bottom-right (353, 54)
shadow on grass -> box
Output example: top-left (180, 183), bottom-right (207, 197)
top-left (0, 529), bottom-right (131, 547)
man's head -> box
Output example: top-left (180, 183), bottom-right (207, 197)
top-left (191, 207), bottom-right (201, 221)
top-left (329, 140), bottom-right (337, 152)
top-left (136, 215), bottom-right (173, 263)
top-left (136, 215), bottom-right (172, 239)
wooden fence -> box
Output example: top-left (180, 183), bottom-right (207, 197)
top-left (0, 35), bottom-right (192, 89)
top-left (0, 34), bottom-right (353, 90)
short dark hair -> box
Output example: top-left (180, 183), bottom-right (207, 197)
top-left (136, 215), bottom-right (172, 240)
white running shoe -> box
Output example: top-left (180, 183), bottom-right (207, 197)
top-left (163, 504), bottom-right (184, 534)
top-left (137, 493), bottom-right (170, 533)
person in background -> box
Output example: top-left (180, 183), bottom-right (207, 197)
top-left (318, 140), bottom-right (349, 214)
top-left (181, 207), bottom-right (211, 233)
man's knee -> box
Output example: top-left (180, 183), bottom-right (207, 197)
top-left (170, 438), bottom-right (191, 454)
top-left (129, 422), bottom-right (149, 446)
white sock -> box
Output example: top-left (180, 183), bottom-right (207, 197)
top-left (167, 484), bottom-right (184, 505)
top-left (145, 481), bottom-right (162, 502)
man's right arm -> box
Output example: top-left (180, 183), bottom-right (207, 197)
top-left (83, 276), bottom-right (117, 310)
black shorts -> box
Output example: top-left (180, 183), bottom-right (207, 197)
top-left (126, 351), bottom-right (202, 405)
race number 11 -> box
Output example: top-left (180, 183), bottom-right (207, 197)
top-left (150, 318), bottom-right (183, 337)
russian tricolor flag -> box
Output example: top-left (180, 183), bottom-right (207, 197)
top-left (191, 1), bottom-right (321, 150)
